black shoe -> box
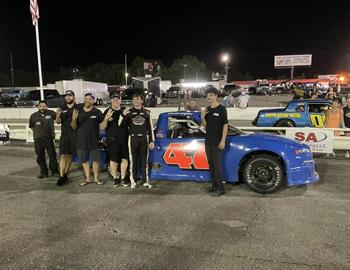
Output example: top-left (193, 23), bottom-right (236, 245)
top-left (64, 173), bottom-right (69, 180)
top-left (37, 173), bottom-right (48, 179)
top-left (207, 187), bottom-right (217, 193)
top-left (113, 178), bottom-right (121, 186)
top-left (121, 179), bottom-right (130, 187)
top-left (56, 177), bottom-right (66, 186)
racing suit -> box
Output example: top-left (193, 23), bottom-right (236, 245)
top-left (123, 107), bottom-right (155, 187)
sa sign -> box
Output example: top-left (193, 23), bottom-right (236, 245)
top-left (285, 128), bottom-right (334, 153)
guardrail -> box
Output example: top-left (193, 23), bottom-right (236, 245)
top-left (2, 123), bottom-right (350, 151)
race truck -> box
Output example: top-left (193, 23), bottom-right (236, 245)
top-left (252, 99), bottom-right (332, 128)
top-left (147, 111), bottom-right (319, 194)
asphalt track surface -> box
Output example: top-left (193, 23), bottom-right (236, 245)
top-left (0, 144), bottom-right (349, 270)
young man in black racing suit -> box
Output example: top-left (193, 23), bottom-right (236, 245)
top-left (122, 92), bottom-right (155, 189)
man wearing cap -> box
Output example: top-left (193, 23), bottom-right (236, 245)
top-left (55, 90), bottom-right (80, 186)
top-left (29, 100), bottom-right (59, 178)
top-left (122, 91), bottom-right (155, 189)
top-left (71, 93), bottom-right (104, 186)
top-left (100, 92), bottom-right (129, 186)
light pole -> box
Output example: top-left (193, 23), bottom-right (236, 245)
top-left (222, 54), bottom-right (229, 82)
top-left (72, 68), bottom-right (79, 79)
top-left (183, 63), bottom-right (187, 82)
top-left (125, 72), bottom-right (129, 87)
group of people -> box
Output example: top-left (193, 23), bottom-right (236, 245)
top-left (222, 91), bottom-right (250, 109)
top-left (29, 88), bottom-right (229, 196)
top-left (29, 90), bottom-right (155, 189)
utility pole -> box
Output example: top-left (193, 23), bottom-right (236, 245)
top-left (10, 53), bottom-right (14, 88)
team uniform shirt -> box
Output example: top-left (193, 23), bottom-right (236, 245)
top-left (76, 107), bottom-right (103, 150)
top-left (204, 104), bottom-right (228, 146)
top-left (29, 110), bottom-right (56, 140)
top-left (102, 106), bottom-right (128, 141)
top-left (59, 103), bottom-right (81, 136)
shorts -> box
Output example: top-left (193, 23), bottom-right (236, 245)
top-left (59, 133), bottom-right (77, 155)
top-left (77, 148), bottom-right (100, 163)
top-left (106, 136), bottom-right (129, 162)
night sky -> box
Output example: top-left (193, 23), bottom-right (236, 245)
top-left (1, 0), bottom-right (350, 78)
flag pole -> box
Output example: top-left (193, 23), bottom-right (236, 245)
top-left (34, 21), bottom-right (44, 100)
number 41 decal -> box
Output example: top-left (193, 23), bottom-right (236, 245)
top-left (163, 143), bottom-right (209, 170)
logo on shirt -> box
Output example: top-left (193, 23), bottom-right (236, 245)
top-left (36, 121), bottom-right (41, 125)
top-left (90, 115), bottom-right (97, 119)
top-left (213, 113), bottom-right (219, 116)
top-left (62, 110), bottom-right (68, 113)
top-left (132, 115), bottom-right (145, 126)
top-left (45, 115), bottom-right (51, 119)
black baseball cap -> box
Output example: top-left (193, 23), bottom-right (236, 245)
top-left (64, 90), bottom-right (75, 96)
top-left (110, 92), bottom-right (121, 99)
top-left (84, 92), bottom-right (95, 100)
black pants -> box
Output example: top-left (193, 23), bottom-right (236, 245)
top-left (205, 144), bottom-right (224, 191)
top-left (128, 136), bottom-right (149, 183)
top-left (34, 137), bottom-right (58, 175)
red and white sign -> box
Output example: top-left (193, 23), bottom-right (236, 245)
top-left (285, 128), bottom-right (334, 153)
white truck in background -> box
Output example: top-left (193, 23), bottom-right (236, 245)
top-left (53, 79), bottom-right (109, 104)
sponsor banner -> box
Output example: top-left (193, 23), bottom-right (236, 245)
top-left (274, 54), bottom-right (312, 67)
top-left (285, 128), bottom-right (333, 153)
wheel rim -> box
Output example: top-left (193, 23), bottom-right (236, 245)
top-left (249, 162), bottom-right (277, 188)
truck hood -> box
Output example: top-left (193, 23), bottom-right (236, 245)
top-left (236, 132), bottom-right (306, 148)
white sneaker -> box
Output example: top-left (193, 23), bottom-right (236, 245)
top-left (143, 183), bottom-right (153, 189)
top-left (130, 182), bottom-right (136, 189)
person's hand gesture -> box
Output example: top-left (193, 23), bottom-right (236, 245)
top-left (123, 107), bottom-right (130, 116)
top-left (105, 108), bottom-right (114, 120)
top-left (201, 108), bottom-right (208, 119)
top-left (56, 107), bottom-right (62, 118)
top-left (72, 109), bottom-right (79, 121)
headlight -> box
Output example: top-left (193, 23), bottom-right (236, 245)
top-left (295, 148), bottom-right (311, 155)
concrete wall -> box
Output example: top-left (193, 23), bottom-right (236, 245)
top-left (0, 107), bottom-right (276, 121)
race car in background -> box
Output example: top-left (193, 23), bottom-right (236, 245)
top-left (252, 99), bottom-right (332, 128)
top-left (148, 111), bottom-right (319, 194)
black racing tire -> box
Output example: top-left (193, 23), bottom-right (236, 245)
top-left (274, 119), bottom-right (295, 135)
top-left (242, 154), bottom-right (284, 194)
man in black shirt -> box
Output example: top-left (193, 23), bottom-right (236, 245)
top-left (29, 100), bottom-right (59, 178)
top-left (100, 92), bottom-right (129, 186)
top-left (201, 87), bottom-right (228, 196)
top-left (71, 93), bottom-right (104, 186)
top-left (343, 95), bottom-right (350, 158)
top-left (55, 90), bottom-right (80, 186)
top-left (123, 92), bottom-right (155, 189)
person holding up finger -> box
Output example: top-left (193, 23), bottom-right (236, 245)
top-left (100, 92), bottom-right (129, 186)
top-left (56, 90), bottom-right (80, 186)
top-left (201, 87), bottom-right (228, 196)
top-left (71, 93), bottom-right (104, 186)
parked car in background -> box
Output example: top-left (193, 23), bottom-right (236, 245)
top-left (17, 89), bottom-right (64, 107)
top-left (252, 99), bottom-right (332, 128)
top-left (120, 88), bottom-right (148, 107)
top-left (165, 86), bottom-right (182, 98)
top-left (0, 89), bottom-right (28, 107)
top-left (222, 83), bottom-right (241, 97)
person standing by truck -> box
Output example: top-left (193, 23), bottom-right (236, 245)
top-left (29, 100), bottom-right (59, 178)
top-left (201, 87), bottom-right (228, 196)
top-left (100, 92), bottom-right (129, 186)
top-left (71, 93), bottom-right (104, 186)
top-left (122, 92), bottom-right (155, 189)
top-left (55, 90), bottom-right (80, 186)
